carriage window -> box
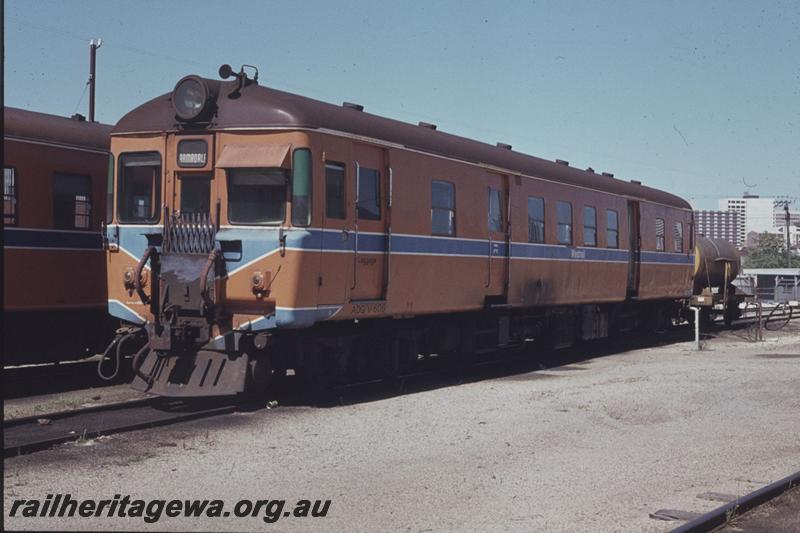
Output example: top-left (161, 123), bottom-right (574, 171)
top-left (607, 210), bottom-right (619, 248)
top-left (227, 168), bottom-right (287, 224)
top-left (557, 201), bottom-right (572, 245)
top-left (291, 149), bottom-right (312, 226)
top-left (118, 152), bottom-right (161, 223)
top-left (53, 173), bottom-right (91, 229)
top-left (431, 180), bottom-right (455, 236)
top-left (583, 206), bottom-right (597, 246)
top-left (325, 162), bottom-right (346, 219)
top-left (488, 188), bottom-right (503, 232)
top-left (357, 167), bottom-right (380, 220)
top-left (4, 167), bottom-right (17, 225)
top-left (179, 175), bottom-right (211, 216)
top-left (674, 222), bottom-right (683, 253)
top-left (528, 196), bottom-right (545, 243)
top-left (656, 218), bottom-right (666, 251)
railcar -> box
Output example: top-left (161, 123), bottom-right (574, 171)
top-left (105, 66), bottom-right (696, 397)
top-left (3, 107), bottom-right (116, 365)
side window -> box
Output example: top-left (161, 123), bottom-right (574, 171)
top-left (488, 188), bottom-right (503, 232)
top-left (357, 167), bottom-right (380, 220)
top-left (674, 222), bottom-right (683, 253)
top-left (118, 152), bottom-right (161, 223)
top-left (53, 173), bottom-right (91, 229)
top-left (656, 218), bottom-right (666, 251)
top-left (291, 148), bottom-right (312, 226)
top-left (431, 180), bottom-right (455, 236)
top-left (583, 206), bottom-right (597, 246)
top-left (557, 201), bottom-right (572, 245)
top-left (527, 196), bottom-right (545, 243)
top-left (105, 155), bottom-right (114, 223)
top-left (325, 162), bottom-right (346, 219)
top-left (607, 210), bottom-right (619, 248)
top-left (4, 167), bottom-right (17, 226)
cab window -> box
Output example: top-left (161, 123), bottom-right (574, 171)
top-left (118, 152), bottom-right (161, 223)
top-left (227, 168), bottom-right (287, 224)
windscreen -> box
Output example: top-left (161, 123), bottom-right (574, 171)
top-left (227, 168), bottom-right (287, 224)
top-left (118, 152), bottom-right (161, 223)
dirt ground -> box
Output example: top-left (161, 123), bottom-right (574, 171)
top-left (4, 323), bottom-right (799, 532)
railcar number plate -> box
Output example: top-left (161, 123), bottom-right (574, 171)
top-left (351, 302), bottom-right (387, 315)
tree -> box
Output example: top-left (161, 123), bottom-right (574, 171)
top-left (742, 232), bottom-right (794, 268)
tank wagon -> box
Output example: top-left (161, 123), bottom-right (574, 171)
top-left (691, 237), bottom-right (743, 325)
top-left (4, 107), bottom-right (115, 365)
top-left (105, 66), bottom-right (697, 397)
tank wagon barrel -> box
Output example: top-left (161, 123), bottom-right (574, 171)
top-left (693, 237), bottom-right (741, 293)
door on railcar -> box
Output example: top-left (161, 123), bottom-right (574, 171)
top-left (350, 143), bottom-right (389, 301)
top-left (486, 173), bottom-right (510, 304)
top-left (317, 147), bottom-right (352, 306)
top-left (626, 199), bottom-right (641, 297)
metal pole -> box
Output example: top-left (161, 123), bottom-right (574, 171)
top-left (785, 203), bottom-right (791, 268)
top-left (690, 306), bottom-right (700, 350)
top-left (88, 39), bottom-right (102, 122)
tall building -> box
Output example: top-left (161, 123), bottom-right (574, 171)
top-left (694, 210), bottom-right (743, 247)
top-left (718, 194), bottom-right (795, 246)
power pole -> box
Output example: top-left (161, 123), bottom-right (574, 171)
top-left (88, 39), bottom-right (102, 122)
top-left (785, 202), bottom-right (792, 268)
top-left (775, 199), bottom-right (793, 268)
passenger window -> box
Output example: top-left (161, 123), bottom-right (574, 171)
top-left (4, 167), bottom-right (17, 226)
top-left (557, 201), bottom-right (572, 245)
top-left (325, 162), bottom-right (346, 219)
top-left (488, 188), bottom-right (503, 232)
top-left (656, 218), bottom-right (666, 251)
top-left (431, 180), bottom-right (455, 236)
top-left (583, 206), bottom-right (597, 246)
top-left (674, 222), bottom-right (683, 253)
top-left (357, 167), bottom-right (380, 220)
top-left (607, 210), bottom-right (619, 248)
top-left (179, 175), bottom-right (211, 216)
top-left (291, 149), bottom-right (312, 226)
top-left (227, 168), bottom-right (287, 224)
top-left (118, 152), bottom-right (161, 223)
top-left (53, 173), bottom-right (91, 229)
top-left (527, 196), bottom-right (545, 243)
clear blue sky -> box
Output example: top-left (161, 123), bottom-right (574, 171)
top-left (5, 0), bottom-right (799, 209)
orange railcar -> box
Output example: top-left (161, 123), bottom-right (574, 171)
top-left (105, 68), bottom-right (695, 396)
top-left (3, 107), bottom-right (116, 364)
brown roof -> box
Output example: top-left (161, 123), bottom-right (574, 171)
top-left (114, 78), bottom-right (691, 209)
top-left (4, 107), bottom-right (112, 150)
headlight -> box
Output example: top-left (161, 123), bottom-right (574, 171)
top-left (172, 76), bottom-right (210, 121)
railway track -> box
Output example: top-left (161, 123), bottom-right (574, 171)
top-left (653, 469), bottom-right (800, 532)
top-left (6, 308), bottom-right (796, 457)
top-left (4, 398), bottom-right (237, 458)
top-left (3, 355), bottom-right (133, 400)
